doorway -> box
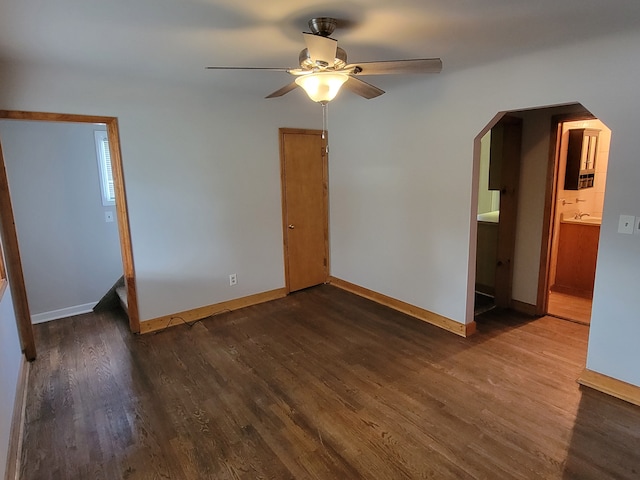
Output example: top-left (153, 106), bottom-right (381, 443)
top-left (0, 111), bottom-right (139, 360)
top-left (279, 128), bottom-right (328, 293)
top-left (545, 117), bottom-right (611, 324)
top-left (474, 116), bottom-right (522, 315)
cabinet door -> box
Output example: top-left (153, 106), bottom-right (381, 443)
top-left (554, 223), bottom-right (600, 297)
top-left (565, 128), bottom-right (599, 190)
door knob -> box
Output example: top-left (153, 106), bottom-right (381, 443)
top-left (288, 224), bottom-right (295, 229)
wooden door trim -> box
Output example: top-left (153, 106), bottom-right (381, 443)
top-left (0, 110), bottom-right (140, 337)
top-left (535, 110), bottom-right (595, 315)
top-left (0, 139), bottom-right (36, 359)
top-left (279, 128), bottom-right (329, 293)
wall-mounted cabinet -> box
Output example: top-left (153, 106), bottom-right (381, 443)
top-left (564, 128), bottom-right (600, 190)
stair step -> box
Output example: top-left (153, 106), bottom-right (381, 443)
top-left (115, 285), bottom-right (128, 314)
top-left (94, 275), bottom-right (125, 312)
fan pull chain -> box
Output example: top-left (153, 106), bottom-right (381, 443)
top-left (321, 102), bottom-right (330, 154)
top-left (321, 101), bottom-right (328, 140)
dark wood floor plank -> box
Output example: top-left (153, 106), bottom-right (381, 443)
top-left (20, 285), bottom-right (640, 479)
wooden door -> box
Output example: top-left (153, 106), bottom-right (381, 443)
top-left (491, 116), bottom-right (523, 308)
top-left (280, 128), bottom-right (328, 292)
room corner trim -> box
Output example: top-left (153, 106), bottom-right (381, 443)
top-left (139, 288), bottom-right (287, 334)
top-left (5, 356), bottom-right (29, 480)
top-left (577, 369), bottom-right (640, 407)
top-left (328, 276), bottom-right (475, 337)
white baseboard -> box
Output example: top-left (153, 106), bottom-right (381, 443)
top-left (31, 302), bottom-right (97, 324)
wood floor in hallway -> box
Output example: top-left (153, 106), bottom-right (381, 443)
top-left (20, 285), bottom-right (640, 479)
top-left (548, 290), bottom-right (593, 324)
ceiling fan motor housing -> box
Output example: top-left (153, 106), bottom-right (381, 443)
top-left (299, 47), bottom-right (347, 70)
top-left (308, 17), bottom-right (337, 37)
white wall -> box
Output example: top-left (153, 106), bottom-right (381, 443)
top-left (0, 279), bottom-right (23, 479)
top-left (329, 29), bottom-right (640, 386)
top-left (0, 121), bottom-right (123, 321)
top-left (1, 29), bottom-right (639, 388)
top-left (0, 66), bottom-right (321, 321)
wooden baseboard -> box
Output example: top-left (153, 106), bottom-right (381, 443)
top-left (5, 356), bottom-right (29, 480)
top-left (511, 299), bottom-right (537, 316)
top-left (550, 284), bottom-right (593, 299)
top-left (139, 288), bottom-right (287, 334)
top-left (577, 369), bottom-right (640, 407)
top-left (328, 277), bottom-right (475, 337)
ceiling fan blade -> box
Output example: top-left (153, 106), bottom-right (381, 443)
top-left (205, 66), bottom-right (292, 72)
top-left (347, 58), bottom-right (443, 75)
top-left (303, 33), bottom-right (338, 67)
top-left (342, 76), bottom-right (385, 99)
top-left (265, 81), bottom-right (299, 99)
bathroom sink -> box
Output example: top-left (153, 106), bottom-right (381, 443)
top-left (579, 216), bottom-right (602, 224)
top-left (562, 215), bottom-right (602, 225)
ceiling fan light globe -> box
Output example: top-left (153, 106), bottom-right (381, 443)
top-left (295, 72), bottom-right (348, 103)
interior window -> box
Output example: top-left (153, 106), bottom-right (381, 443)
top-left (94, 130), bottom-right (115, 206)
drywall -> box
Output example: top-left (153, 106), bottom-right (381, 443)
top-left (329, 29), bottom-right (640, 386)
top-left (0, 66), bottom-right (321, 321)
top-left (0, 29), bottom-right (639, 387)
top-left (0, 284), bottom-right (22, 479)
top-left (0, 121), bottom-right (123, 320)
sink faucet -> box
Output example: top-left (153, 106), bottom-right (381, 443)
top-left (575, 212), bottom-right (590, 219)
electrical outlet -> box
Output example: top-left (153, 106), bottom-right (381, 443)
top-left (618, 215), bottom-right (635, 235)
top-left (229, 273), bottom-right (237, 286)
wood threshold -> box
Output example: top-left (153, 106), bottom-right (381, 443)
top-left (5, 356), bottom-right (29, 480)
top-left (139, 288), bottom-right (287, 334)
top-left (328, 277), bottom-right (475, 337)
top-left (577, 369), bottom-right (640, 407)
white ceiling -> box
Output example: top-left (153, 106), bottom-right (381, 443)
top-left (2, 0), bottom-right (640, 96)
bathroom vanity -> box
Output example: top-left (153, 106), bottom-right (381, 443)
top-left (553, 215), bottom-right (601, 297)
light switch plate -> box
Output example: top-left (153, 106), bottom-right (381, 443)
top-left (618, 214), bottom-right (635, 234)
top-left (105, 211), bottom-right (114, 223)
top-left (635, 216), bottom-right (640, 235)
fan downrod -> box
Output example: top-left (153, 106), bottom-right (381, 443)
top-left (308, 17), bottom-right (337, 37)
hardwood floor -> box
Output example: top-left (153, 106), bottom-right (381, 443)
top-left (548, 290), bottom-right (593, 324)
top-left (21, 285), bottom-right (640, 479)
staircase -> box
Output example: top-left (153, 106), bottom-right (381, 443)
top-left (115, 283), bottom-right (128, 315)
top-left (94, 275), bottom-right (128, 316)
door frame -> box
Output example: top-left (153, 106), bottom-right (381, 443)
top-left (0, 110), bottom-right (140, 360)
top-left (279, 127), bottom-right (329, 293)
top-left (535, 110), bottom-right (595, 315)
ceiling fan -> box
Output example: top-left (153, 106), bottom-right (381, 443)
top-left (206, 17), bottom-right (442, 103)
